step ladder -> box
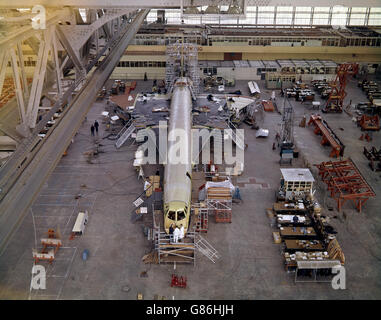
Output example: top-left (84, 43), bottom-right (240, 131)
top-left (115, 120), bottom-right (135, 148)
top-left (225, 120), bottom-right (245, 150)
top-left (194, 234), bottom-right (220, 263)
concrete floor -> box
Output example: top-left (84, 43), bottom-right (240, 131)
top-left (0, 77), bottom-right (380, 300)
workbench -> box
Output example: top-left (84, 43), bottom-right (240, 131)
top-left (276, 214), bottom-right (311, 226)
top-left (273, 202), bottom-right (307, 214)
top-left (279, 227), bottom-right (317, 239)
top-left (284, 239), bottom-right (324, 252)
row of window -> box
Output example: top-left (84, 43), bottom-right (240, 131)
top-left (211, 37), bottom-right (341, 46)
top-left (211, 37), bottom-right (381, 47)
top-left (257, 68), bottom-right (277, 75)
top-left (132, 34), bottom-right (381, 47)
top-left (7, 60), bottom-right (37, 67)
top-left (147, 7), bottom-right (381, 26)
top-left (117, 61), bottom-right (166, 68)
top-left (202, 67), bottom-right (279, 75)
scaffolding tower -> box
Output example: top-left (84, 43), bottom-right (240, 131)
top-left (165, 42), bottom-right (200, 94)
top-left (153, 227), bottom-right (196, 265)
top-left (206, 187), bottom-right (233, 223)
top-left (280, 96), bottom-right (294, 145)
top-left (151, 205), bottom-right (196, 265)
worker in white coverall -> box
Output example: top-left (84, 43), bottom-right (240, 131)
top-left (144, 177), bottom-right (151, 191)
top-left (173, 226), bottom-right (180, 243)
top-left (179, 225), bottom-right (185, 241)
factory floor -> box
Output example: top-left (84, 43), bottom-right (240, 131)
top-left (0, 76), bottom-right (380, 300)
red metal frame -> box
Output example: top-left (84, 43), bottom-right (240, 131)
top-left (324, 63), bottom-right (358, 113)
top-left (359, 115), bottom-right (380, 131)
top-left (315, 159), bottom-right (376, 213)
top-left (308, 115), bottom-right (344, 158)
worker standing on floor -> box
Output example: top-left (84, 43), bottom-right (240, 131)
top-left (90, 124), bottom-right (95, 136)
top-left (94, 120), bottom-right (99, 134)
top-left (233, 186), bottom-right (242, 201)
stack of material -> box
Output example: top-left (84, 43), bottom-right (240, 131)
top-left (207, 187), bottom-right (232, 199)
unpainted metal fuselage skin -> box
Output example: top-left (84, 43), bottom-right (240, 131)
top-left (164, 78), bottom-right (193, 234)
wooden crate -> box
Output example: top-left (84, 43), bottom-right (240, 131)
top-left (207, 187), bottom-right (232, 200)
top-left (215, 210), bottom-right (231, 223)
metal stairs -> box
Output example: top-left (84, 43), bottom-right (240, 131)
top-left (194, 234), bottom-right (220, 263)
top-left (115, 119), bottom-right (135, 148)
top-left (191, 204), bottom-right (209, 233)
top-left (225, 120), bottom-right (245, 150)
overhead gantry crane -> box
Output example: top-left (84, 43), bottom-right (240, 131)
top-left (323, 63), bottom-right (359, 113)
top-left (0, 8), bottom-right (149, 254)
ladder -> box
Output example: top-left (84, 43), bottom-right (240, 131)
top-left (166, 79), bottom-right (175, 95)
top-left (226, 120), bottom-right (245, 150)
top-left (115, 119), bottom-right (135, 148)
top-left (192, 205), bottom-right (209, 233)
top-left (194, 234), bottom-right (220, 263)
top-left (189, 84), bottom-right (197, 101)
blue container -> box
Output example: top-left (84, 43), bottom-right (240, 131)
top-left (82, 249), bottom-right (89, 261)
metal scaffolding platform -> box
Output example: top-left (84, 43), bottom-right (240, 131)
top-left (191, 202), bottom-right (209, 233)
top-left (153, 227), bottom-right (196, 265)
top-left (144, 199), bottom-right (221, 264)
top-left (206, 187), bottom-right (233, 223)
top-left (149, 201), bottom-right (195, 265)
top-left (165, 42), bottom-right (199, 95)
